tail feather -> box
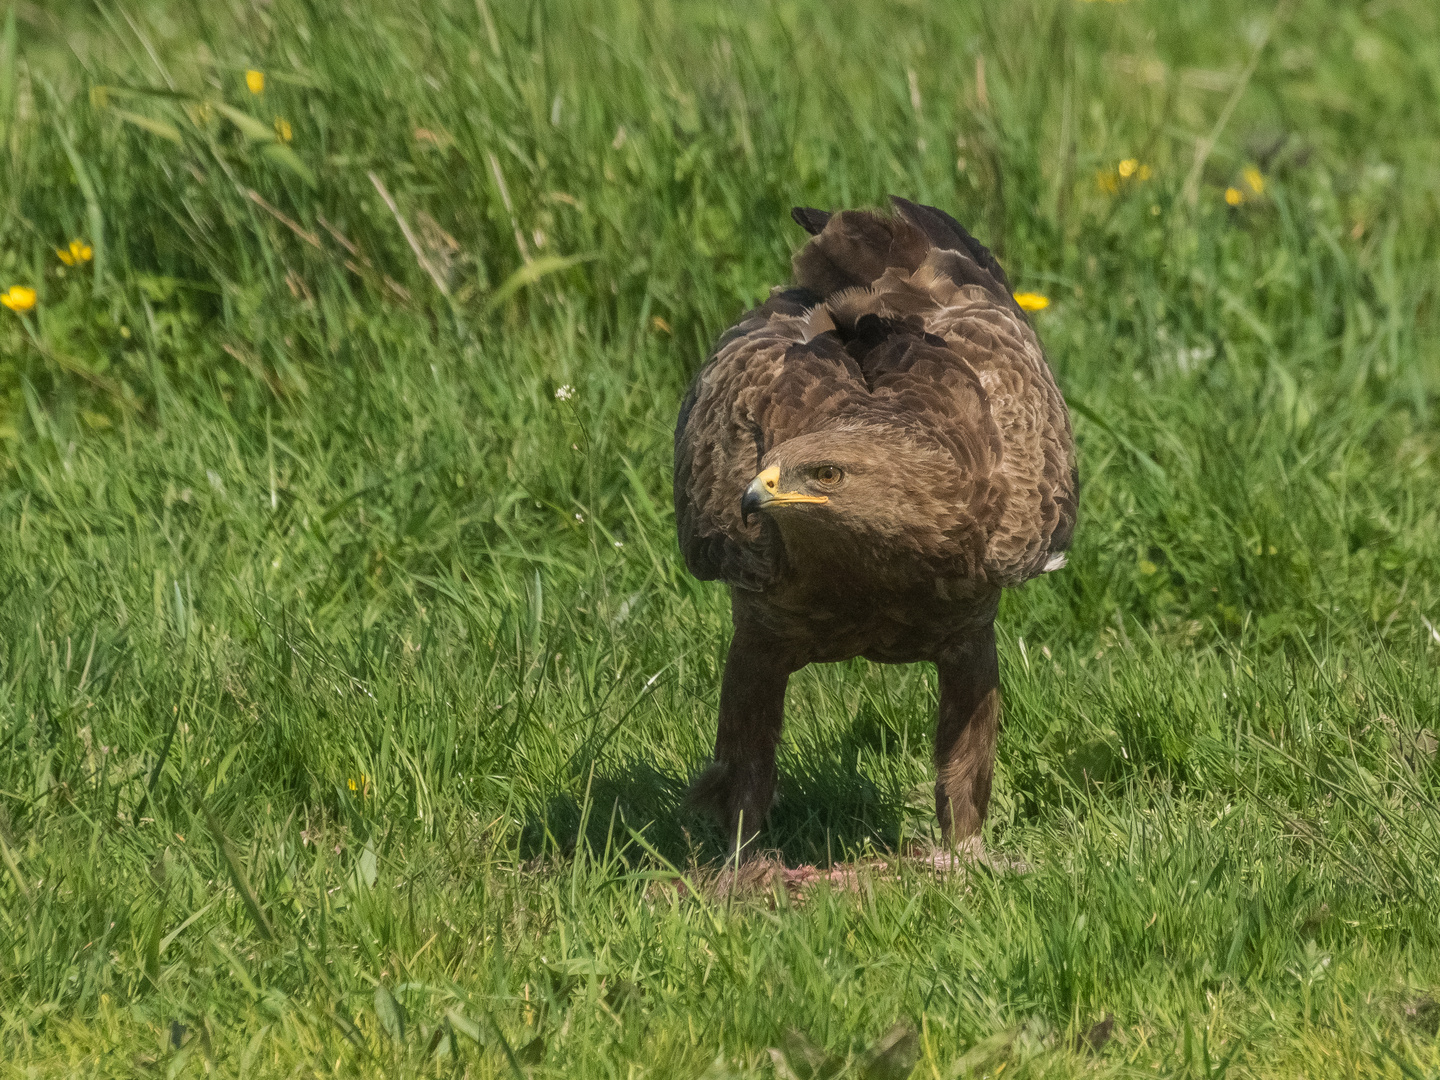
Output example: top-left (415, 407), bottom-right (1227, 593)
top-left (790, 198), bottom-right (1018, 313)
top-left (791, 210), bottom-right (930, 298)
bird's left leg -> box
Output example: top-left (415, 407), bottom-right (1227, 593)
top-left (933, 624), bottom-right (1000, 854)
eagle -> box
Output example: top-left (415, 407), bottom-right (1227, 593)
top-left (673, 197), bottom-right (1078, 855)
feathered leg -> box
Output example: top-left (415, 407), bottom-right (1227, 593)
top-left (933, 624), bottom-right (1000, 848)
top-left (689, 628), bottom-right (795, 853)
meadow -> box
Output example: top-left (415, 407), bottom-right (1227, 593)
top-left (2, 0), bottom-right (1439, 1075)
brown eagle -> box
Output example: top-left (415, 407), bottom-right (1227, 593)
top-left (673, 197), bottom-right (1078, 854)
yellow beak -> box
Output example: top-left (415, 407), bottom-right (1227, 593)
top-left (741, 466), bottom-right (828, 523)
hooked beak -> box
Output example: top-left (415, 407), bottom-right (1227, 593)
top-left (741, 465), bottom-right (829, 525)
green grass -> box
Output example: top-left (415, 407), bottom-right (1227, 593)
top-left (2, 0), bottom-right (1440, 1075)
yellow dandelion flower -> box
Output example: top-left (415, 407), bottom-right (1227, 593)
top-left (1013, 291), bottom-right (1050, 312)
top-left (1243, 166), bottom-right (1265, 195)
top-left (245, 69), bottom-right (265, 94)
top-left (1137, 164), bottom-right (1152, 180)
top-left (274, 117), bottom-right (292, 143)
top-left (347, 778), bottom-right (357, 791)
top-left (56, 239), bottom-right (93, 266)
top-left (1225, 187), bottom-right (1244, 207)
top-left (1, 286), bottom-right (36, 313)
top-left (1118, 158), bottom-right (1138, 178)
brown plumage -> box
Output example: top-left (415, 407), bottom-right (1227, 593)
top-left (674, 197), bottom-right (1078, 852)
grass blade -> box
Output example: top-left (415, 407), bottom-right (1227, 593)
top-left (204, 809), bottom-right (277, 942)
top-left (111, 106), bottom-right (183, 143)
top-left (261, 143), bottom-right (317, 189)
top-left (484, 253), bottom-right (596, 310)
top-left (0, 828), bottom-right (31, 905)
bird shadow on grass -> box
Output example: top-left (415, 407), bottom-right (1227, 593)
top-left (517, 750), bottom-right (927, 869)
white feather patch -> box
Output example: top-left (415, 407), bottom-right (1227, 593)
top-left (1042, 552), bottom-right (1068, 572)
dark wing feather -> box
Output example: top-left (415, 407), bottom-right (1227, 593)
top-left (674, 291), bottom-right (865, 590)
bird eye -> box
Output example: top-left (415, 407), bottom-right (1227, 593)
top-left (813, 465), bottom-right (843, 486)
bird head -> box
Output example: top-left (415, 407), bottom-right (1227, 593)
top-left (741, 427), bottom-right (957, 554)
top-left (740, 463), bottom-right (832, 524)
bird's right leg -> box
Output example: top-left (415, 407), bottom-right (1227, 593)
top-left (688, 629), bottom-right (794, 854)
